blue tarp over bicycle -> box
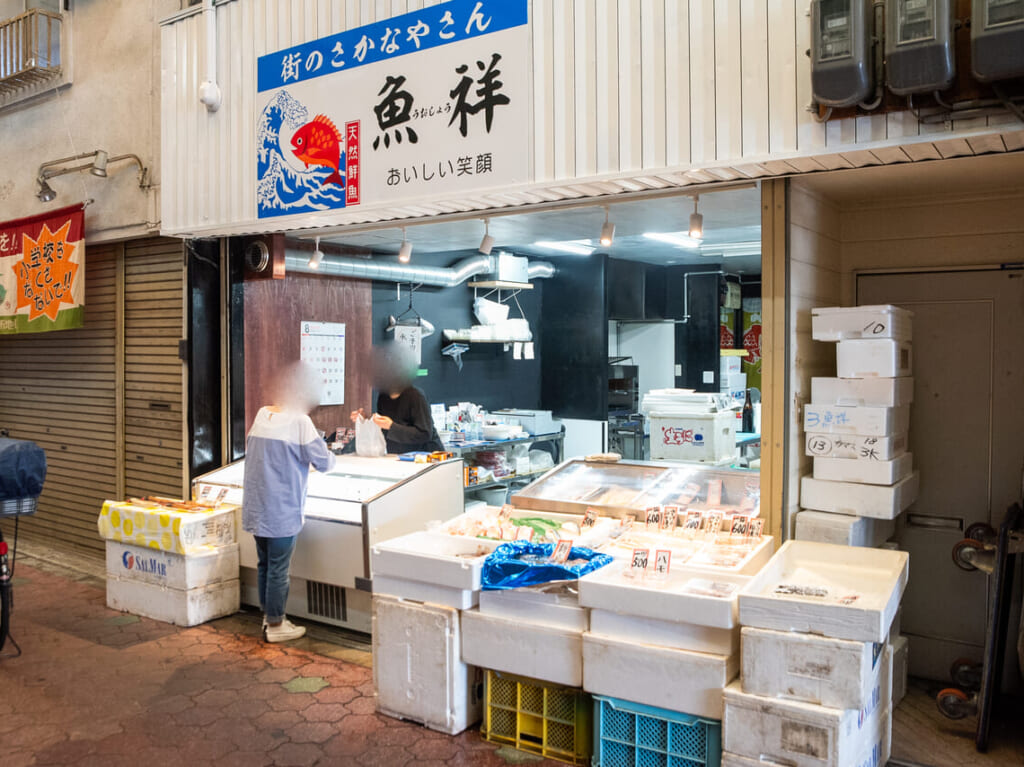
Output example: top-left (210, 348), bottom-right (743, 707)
top-left (0, 438), bottom-right (47, 501)
top-left (481, 541), bottom-right (613, 590)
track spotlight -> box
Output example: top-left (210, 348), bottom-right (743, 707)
top-left (688, 195), bottom-right (704, 240)
top-left (398, 228), bottom-right (412, 263)
top-left (36, 179), bottom-right (57, 203)
top-left (308, 237), bottom-right (324, 269)
top-left (90, 150), bottom-right (108, 177)
top-left (479, 218), bottom-right (495, 255)
top-left (600, 207), bottom-right (615, 247)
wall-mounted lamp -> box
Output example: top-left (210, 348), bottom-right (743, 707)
top-left (35, 150), bottom-right (149, 204)
top-left (479, 218), bottom-right (495, 255)
top-left (600, 206), bottom-right (615, 247)
top-left (308, 237), bottom-right (324, 269)
top-left (398, 228), bottom-right (412, 263)
top-left (688, 195), bottom-right (704, 240)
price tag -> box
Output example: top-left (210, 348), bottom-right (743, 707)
top-left (498, 504), bottom-right (514, 522)
top-left (749, 518), bottom-right (764, 538)
top-left (730, 515), bottom-right (750, 537)
top-left (683, 510), bottom-right (703, 536)
top-left (704, 511), bottom-right (724, 537)
top-left (582, 507), bottom-right (599, 529)
top-left (645, 506), bottom-right (662, 530)
top-left (653, 549), bottom-right (671, 576)
top-left (630, 548), bottom-right (650, 572)
top-left (515, 526), bottom-right (534, 541)
top-left (661, 505), bottom-right (679, 531)
top-left (551, 539), bottom-right (573, 564)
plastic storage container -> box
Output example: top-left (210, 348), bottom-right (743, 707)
top-left (593, 695), bottom-right (722, 767)
top-left (483, 670), bottom-right (592, 766)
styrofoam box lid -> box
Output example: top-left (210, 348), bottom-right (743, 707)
top-left (738, 540), bottom-right (909, 643)
top-left (811, 304), bottom-right (913, 342)
top-left (579, 560), bottom-right (749, 628)
top-left (371, 530), bottom-right (495, 591)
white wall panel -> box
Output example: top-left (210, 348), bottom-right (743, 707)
top-left (160, 0), bottom-right (1024, 236)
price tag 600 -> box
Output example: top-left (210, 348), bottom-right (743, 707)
top-left (645, 506), bottom-right (662, 529)
top-left (582, 507), bottom-right (599, 529)
top-left (551, 539), bottom-right (573, 564)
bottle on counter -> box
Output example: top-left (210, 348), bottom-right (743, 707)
top-left (741, 389), bottom-right (754, 433)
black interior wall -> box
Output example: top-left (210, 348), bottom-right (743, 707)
top-left (186, 238), bottom-right (223, 479)
top-left (370, 250), bottom-right (544, 411)
top-left (667, 267), bottom-right (722, 392)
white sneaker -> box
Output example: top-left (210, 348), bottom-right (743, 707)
top-left (265, 619), bottom-right (306, 643)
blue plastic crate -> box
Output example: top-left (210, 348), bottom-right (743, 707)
top-left (593, 695), bottom-right (721, 767)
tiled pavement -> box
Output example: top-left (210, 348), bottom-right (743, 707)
top-left (1, 554), bottom-right (564, 767)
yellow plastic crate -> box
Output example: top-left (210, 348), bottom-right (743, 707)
top-left (482, 669), bottom-right (592, 766)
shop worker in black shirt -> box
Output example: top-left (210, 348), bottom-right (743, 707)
top-left (350, 343), bottom-right (444, 454)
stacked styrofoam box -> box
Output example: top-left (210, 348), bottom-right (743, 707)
top-left (724, 541), bottom-right (909, 766)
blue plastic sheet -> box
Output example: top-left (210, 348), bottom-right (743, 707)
top-left (481, 541), bottom-right (613, 590)
top-left (0, 438), bottom-right (47, 500)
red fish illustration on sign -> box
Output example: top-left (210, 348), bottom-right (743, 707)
top-left (291, 114), bottom-right (345, 186)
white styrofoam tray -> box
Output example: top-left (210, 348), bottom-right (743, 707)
top-left (811, 304), bottom-right (912, 342)
top-left (589, 608), bottom-right (739, 655)
top-left (800, 472), bottom-right (919, 521)
top-left (371, 574), bottom-right (478, 610)
top-left (812, 453), bottom-right (914, 486)
top-left (372, 594), bottom-right (482, 735)
top-left (794, 511), bottom-right (896, 548)
top-left (104, 541), bottom-right (238, 590)
top-left (371, 530), bottom-right (496, 591)
top-left (805, 432), bottom-right (907, 461)
top-left (811, 376), bottom-right (913, 407)
top-left (106, 577), bottom-right (239, 627)
top-left (741, 626), bottom-right (887, 709)
top-left (461, 608), bottom-right (583, 687)
top-left (837, 339), bottom-right (912, 378)
top-left (803, 405), bottom-right (909, 437)
top-left (582, 632), bottom-right (738, 720)
top-left (738, 540), bottom-right (909, 643)
top-left (578, 560), bottom-right (750, 628)
top-left (478, 584), bottom-right (588, 632)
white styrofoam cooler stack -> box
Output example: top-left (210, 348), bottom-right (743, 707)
top-left (800, 304), bottom-right (915, 541)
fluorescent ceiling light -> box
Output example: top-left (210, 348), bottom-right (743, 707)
top-left (534, 239), bottom-right (596, 256)
top-left (699, 241), bottom-right (761, 258)
top-left (642, 231), bottom-right (702, 249)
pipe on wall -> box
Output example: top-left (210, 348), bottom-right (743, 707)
top-left (198, 0), bottom-right (222, 111)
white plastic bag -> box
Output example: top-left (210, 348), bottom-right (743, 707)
top-left (355, 415), bottom-right (387, 457)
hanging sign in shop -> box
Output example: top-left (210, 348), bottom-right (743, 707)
top-left (255, 0), bottom-right (529, 219)
top-left (0, 204), bottom-right (85, 335)
top-left (300, 321), bottom-right (346, 405)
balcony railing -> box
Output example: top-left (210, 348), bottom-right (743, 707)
top-left (0, 8), bottom-right (63, 98)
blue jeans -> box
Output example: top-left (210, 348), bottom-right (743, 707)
top-left (254, 535), bottom-right (296, 624)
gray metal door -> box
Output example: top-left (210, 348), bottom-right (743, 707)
top-left (858, 269), bottom-right (1024, 684)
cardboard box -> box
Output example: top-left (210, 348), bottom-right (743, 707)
top-left (739, 540), bottom-right (908, 644)
top-left (803, 405), bottom-right (909, 437)
top-left (461, 608), bottom-right (582, 687)
top-left (812, 453), bottom-right (914, 485)
top-left (836, 339), bottom-right (913, 378)
top-left (811, 377), bottom-right (913, 407)
top-left (794, 511), bottom-right (895, 548)
top-left (97, 499), bottom-right (236, 555)
top-left (589, 608), bottom-right (739, 655)
top-left (106, 577), bottom-right (239, 626)
top-left (650, 410), bottom-right (737, 463)
top-left (582, 632), bottom-right (738, 719)
top-left (373, 595), bottom-right (482, 735)
top-left (805, 432), bottom-right (907, 461)
top-left (741, 626), bottom-right (887, 709)
top-left (811, 304), bottom-right (912, 342)
top-left (104, 540), bottom-right (238, 590)
top-left (800, 472), bottom-right (919, 520)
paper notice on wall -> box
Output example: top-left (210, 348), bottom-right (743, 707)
top-left (300, 321), bottom-right (346, 405)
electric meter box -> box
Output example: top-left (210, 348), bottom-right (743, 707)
top-left (885, 0), bottom-right (956, 95)
top-left (972, 0), bottom-right (1024, 81)
top-left (810, 0), bottom-right (875, 107)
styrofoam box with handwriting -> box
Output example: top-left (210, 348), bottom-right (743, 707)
top-left (478, 586), bottom-right (588, 632)
top-left (649, 410), bottom-right (737, 463)
top-left (589, 608), bottom-right (739, 655)
top-left (104, 540), bottom-right (238, 590)
top-left (461, 608), bottom-right (582, 687)
top-left (721, 356), bottom-right (742, 376)
top-left (741, 626), bottom-right (886, 709)
top-left (97, 500), bottom-right (237, 555)
top-left (106, 577), bottom-right (239, 627)
top-left (812, 453), bottom-right (913, 486)
top-left (738, 541), bottom-right (909, 644)
top-left (373, 594), bottom-right (481, 735)
top-left (800, 472), bottom-right (919, 520)
top-left (805, 432), bottom-right (907, 461)
top-left (837, 339), bottom-right (912, 378)
top-left (811, 377), bottom-right (913, 407)
top-left (582, 632), bottom-right (738, 719)
top-left (811, 305), bottom-right (912, 342)
top-left (803, 405), bottom-right (909, 437)
top-left (724, 649), bottom-right (890, 767)
top-left (794, 511), bottom-right (895, 548)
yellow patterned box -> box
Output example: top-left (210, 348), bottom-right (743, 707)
top-left (97, 499), bottom-right (237, 555)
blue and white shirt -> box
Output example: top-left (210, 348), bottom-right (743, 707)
top-left (242, 407), bottom-right (336, 538)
